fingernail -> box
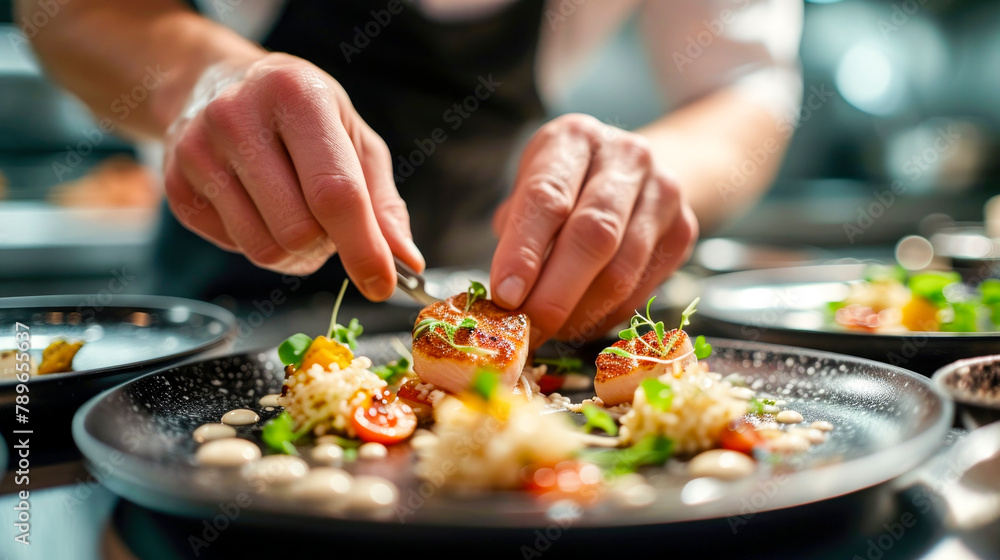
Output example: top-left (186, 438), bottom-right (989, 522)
top-left (496, 275), bottom-right (525, 307)
top-left (363, 275), bottom-right (392, 301)
top-left (405, 238), bottom-right (426, 272)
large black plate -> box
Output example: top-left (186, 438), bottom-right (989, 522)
top-left (696, 264), bottom-right (1000, 376)
top-left (73, 335), bottom-right (950, 541)
top-left (0, 294), bottom-right (236, 464)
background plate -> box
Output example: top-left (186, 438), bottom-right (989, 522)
top-left (0, 294), bottom-right (236, 463)
top-left (696, 264), bottom-right (1000, 375)
top-left (73, 335), bottom-right (950, 532)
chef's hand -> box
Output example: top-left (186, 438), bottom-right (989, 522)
top-left (164, 53), bottom-right (424, 300)
top-left (490, 114), bottom-right (698, 346)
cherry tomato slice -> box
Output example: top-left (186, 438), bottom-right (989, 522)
top-left (351, 388), bottom-right (417, 445)
top-left (536, 374), bottom-right (565, 395)
top-left (719, 419), bottom-right (763, 455)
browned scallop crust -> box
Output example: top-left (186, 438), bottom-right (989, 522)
top-left (412, 293), bottom-right (529, 369)
top-left (595, 329), bottom-right (689, 384)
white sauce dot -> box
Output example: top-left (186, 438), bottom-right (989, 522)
top-left (776, 410), bottom-right (804, 424)
top-left (811, 420), bottom-right (834, 432)
top-left (221, 409), bottom-right (260, 426)
top-left (292, 468), bottom-right (354, 502)
top-left (561, 374), bottom-right (592, 391)
top-left (241, 455), bottom-right (309, 487)
top-left (311, 443), bottom-right (345, 466)
top-left (259, 393), bottom-right (282, 408)
top-left (349, 475), bottom-right (399, 509)
top-left (358, 442), bottom-right (388, 460)
top-left (688, 449), bottom-right (756, 480)
top-left (193, 423), bottom-right (236, 443)
top-left (195, 438), bottom-right (261, 467)
top-left (729, 387), bottom-right (755, 401)
top-left (409, 433), bottom-right (439, 452)
top-left (762, 405), bottom-right (781, 415)
top-left (769, 433), bottom-right (810, 453)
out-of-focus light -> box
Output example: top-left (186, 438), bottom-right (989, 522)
top-left (835, 44), bottom-right (905, 116)
top-left (806, 0), bottom-right (844, 3)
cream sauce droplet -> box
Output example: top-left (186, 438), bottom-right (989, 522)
top-left (195, 438), bottom-right (261, 467)
top-left (259, 393), bottom-right (282, 408)
top-left (688, 449), bottom-right (756, 479)
top-left (241, 455), bottom-right (309, 486)
top-left (193, 423), bottom-right (237, 443)
top-left (311, 443), bottom-right (345, 466)
top-left (349, 475), bottom-right (399, 509)
top-left (291, 467), bottom-right (354, 502)
top-left (358, 442), bottom-right (388, 460)
top-left (776, 410), bottom-right (804, 424)
top-left (729, 386), bottom-right (755, 400)
top-left (811, 420), bottom-right (834, 432)
top-left (221, 409), bottom-right (260, 426)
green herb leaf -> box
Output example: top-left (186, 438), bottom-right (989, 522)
top-left (534, 356), bottom-right (584, 374)
top-left (579, 435), bottom-right (674, 475)
top-left (466, 280), bottom-right (487, 311)
top-left (373, 357), bottom-right (410, 384)
top-left (653, 321), bottom-right (666, 344)
top-left (277, 333), bottom-right (313, 367)
top-left (908, 271), bottom-right (961, 305)
top-left (694, 335), bottom-right (713, 360)
top-left (581, 403), bottom-right (618, 436)
top-left (414, 317), bottom-right (496, 356)
top-left (601, 346), bottom-right (635, 359)
top-left (941, 302), bottom-right (979, 333)
top-left (262, 412), bottom-right (301, 455)
top-left (640, 378), bottom-right (674, 411)
top-left (618, 327), bottom-right (638, 340)
top-left (327, 279), bottom-right (364, 349)
top-left (678, 297), bottom-right (700, 330)
top-left (471, 369), bottom-right (499, 400)
top-left (981, 279), bottom-right (1000, 304)
top-left (747, 398), bottom-right (776, 415)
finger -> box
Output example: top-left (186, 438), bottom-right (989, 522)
top-left (521, 134), bottom-right (651, 345)
top-left (172, 124), bottom-right (300, 272)
top-left (492, 198), bottom-right (511, 237)
top-left (277, 92), bottom-right (396, 300)
top-left (352, 126), bottom-right (425, 272)
top-left (554, 173), bottom-right (682, 340)
top-left (490, 122), bottom-right (594, 309)
top-left (163, 159), bottom-right (238, 251)
top-left (209, 105), bottom-right (336, 261)
top-left (563, 202), bottom-right (698, 340)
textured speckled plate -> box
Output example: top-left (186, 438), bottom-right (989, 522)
top-left (73, 335), bottom-right (950, 532)
top-left (0, 294), bottom-right (236, 463)
top-left (696, 264), bottom-right (1000, 375)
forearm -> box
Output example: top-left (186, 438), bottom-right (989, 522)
top-left (16, 0), bottom-right (266, 139)
top-left (637, 86), bottom-right (791, 233)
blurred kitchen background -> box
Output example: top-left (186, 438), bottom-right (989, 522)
top-left (1, 0), bottom-right (998, 305)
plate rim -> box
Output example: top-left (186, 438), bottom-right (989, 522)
top-left (71, 336), bottom-right (954, 529)
top-left (0, 293), bottom-right (237, 387)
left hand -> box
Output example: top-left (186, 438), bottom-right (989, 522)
top-left (490, 113), bottom-right (698, 346)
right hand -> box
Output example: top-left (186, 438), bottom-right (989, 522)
top-left (164, 53), bottom-right (424, 300)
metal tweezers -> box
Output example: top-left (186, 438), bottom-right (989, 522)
top-left (394, 256), bottom-right (440, 306)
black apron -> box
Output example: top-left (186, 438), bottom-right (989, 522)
top-left (155, 0), bottom-right (546, 300)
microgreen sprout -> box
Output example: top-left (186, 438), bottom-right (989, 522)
top-left (601, 297), bottom-right (702, 361)
top-left (534, 356), bottom-right (584, 374)
top-left (413, 316), bottom-right (498, 357)
top-left (328, 279), bottom-right (364, 349)
top-left (581, 404), bottom-right (618, 436)
top-left (466, 280), bottom-right (487, 312)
